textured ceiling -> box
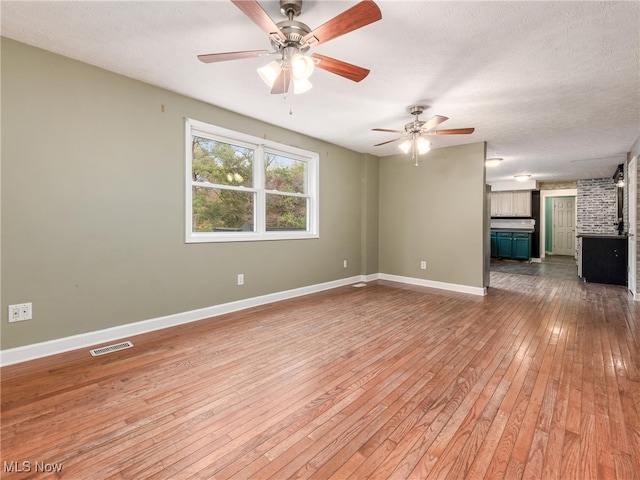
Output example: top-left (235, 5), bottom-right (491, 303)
top-left (2, 0), bottom-right (639, 184)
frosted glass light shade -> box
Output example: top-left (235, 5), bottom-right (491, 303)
top-left (416, 137), bottom-right (431, 154)
top-left (399, 140), bottom-right (412, 153)
top-left (291, 54), bottom-right (314, 80)
top-left (293, 78), bottom-right (313, 94)
top-left (257, 61), bottom-right (281, 88)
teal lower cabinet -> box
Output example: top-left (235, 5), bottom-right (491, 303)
top-left (512, 232), bottom-right (532, 260)
top-left (497, 232), bottom-right (513, 258)
top-left (493, 231), bottom-right (532, 260)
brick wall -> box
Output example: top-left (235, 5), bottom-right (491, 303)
top-left (577, 178), bottom-right (618, 234)
top-left (539, 181), bottom-right (578, 190)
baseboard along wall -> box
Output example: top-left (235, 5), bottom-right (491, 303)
top-left (0, 273), bottom-right (485, 366)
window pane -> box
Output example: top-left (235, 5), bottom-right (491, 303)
top-left (266, 194), bottom-right (307, 231)
top-left (192, 136), bottom-right (253, 187)
top-left (192, 186), bottom-right (254, 232)
top-left (265, 153), bottom-right (305, 193)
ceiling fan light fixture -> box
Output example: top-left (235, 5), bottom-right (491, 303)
top-left (399, 140), bottom-right (412, 154)
top-left (416, 136), bottom-right (431, 154)
top-left (291, 53), bottom-right (314, 80)
top-left (257, 60), bottom-right (281, 88)
top-left (293, 77), bottom-right (313, 94)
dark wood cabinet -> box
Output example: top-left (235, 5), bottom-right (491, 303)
top-left (580, 235), bottom-right (628, 286)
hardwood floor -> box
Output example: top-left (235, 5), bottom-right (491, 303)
top-left (1, 271), bottom-right (639, 479)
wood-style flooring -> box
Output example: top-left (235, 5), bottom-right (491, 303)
top-left (1, 270), bottom-right (639, 479)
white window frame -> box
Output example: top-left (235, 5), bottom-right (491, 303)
top-left (185, 118), bottom-right (319, 243)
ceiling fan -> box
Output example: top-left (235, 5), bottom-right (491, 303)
top-left (198, 0), bottom-right (382, 95)
top-left (372, 106), bottom-right (475, 165)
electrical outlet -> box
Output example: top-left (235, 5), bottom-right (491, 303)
top-left (420, 261), bottom-right (427, 270)
top-left (8, 303), bottom-right (32, 322)
top-left (343, 260), bottom-right (348, 268)
top-left (237, 274), bottom-right (244, 286)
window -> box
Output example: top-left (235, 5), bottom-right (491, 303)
top-left (185, 118), bottom-right (319, 243)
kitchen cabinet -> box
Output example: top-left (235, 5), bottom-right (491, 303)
top-left (513, 192), bottom-right (531, 216)
top-left (512, 232), bottom-right (532, 260)
top-left (491, 192), bottom-right (512, 217)
top-left (497, 232), bottom-right (513, 258)
top-left (491, 191), bottom-right (532, 217)
top-left (493, 231), bottom-right (532, 260)
top-left (491, 231), bottom-right (498, 257)
top-left (579, 235), bottom-right (627, 285)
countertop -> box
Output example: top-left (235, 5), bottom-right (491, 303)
top-left (577, 233), bottom-right (628, 239)
top-left (491, 228), bottom-right (534, 233)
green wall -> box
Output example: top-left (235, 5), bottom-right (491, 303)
top-left (1, 38), bottom-right (378, 350)
top-left (1, 38), bottom-right (486, 352)
top-left (378, 143), bottom-right (487, 288)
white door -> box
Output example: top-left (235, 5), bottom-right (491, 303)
top-left (628, 156), bottom-right (637, 297)
top-left (553, 197), bottom-right (576, 256)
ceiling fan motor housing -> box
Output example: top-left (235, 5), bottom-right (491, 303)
top-left (273, 20), bottom-right (312, 52)
top-left (405, 121), bottom-right (426, 133)
top-left (272, 0), bottom-right (313, 53)
top-left (405, 105), bottom-right (427, 133)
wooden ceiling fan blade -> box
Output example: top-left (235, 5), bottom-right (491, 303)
top-left (271, 69), bottom-right (290, 94)
top-left (421, 115), bottom-right (449, 132)
top-left (372, 128), bottom-right (404, 133)
top-left (198, 50), bottom-right (270, 63)
top-left (311, 53), bottom-right (370, 82)
top-left (435, 128), bottom-right (475, 135)
top-left (374, 137), bottom-right (403, 147)
top-left (231, 0), bottom-right (286, 42)
top-left (302, 0), bottom-right (382, 46)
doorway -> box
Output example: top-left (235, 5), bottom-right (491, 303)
top-left (542, 193), bottom-right (577, 258)
top-left (552, 197), bottom-right (576, 256)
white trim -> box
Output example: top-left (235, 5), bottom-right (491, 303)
top-left (185, 118), bottom-right (319, 243)
top-left (1, 275), bottom-right (362, 367)
top-left (378, 273), bottom-right (487, 296)
top-left (362, 273), bottom-right (380, 283)
top-left (1, 273), bottom-right (487, 366)
top-left (539, 188), bottom-right (577, 258)
top-left (627, 155), bottom-right (637, 298)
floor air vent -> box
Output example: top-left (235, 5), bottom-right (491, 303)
top-left (90, 341), bottom-right (134, 357)
top-left (352, 283), bottom-right (367, 288)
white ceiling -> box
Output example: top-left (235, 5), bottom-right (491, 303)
top-left (2, 0), bottom-right (639, 184)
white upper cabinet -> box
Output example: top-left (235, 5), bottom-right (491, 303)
top-left (491, 191), bottom-right (532, 217)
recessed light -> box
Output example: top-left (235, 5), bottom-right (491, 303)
top-left (485, 158), bottom-right (503, 167)
top-left (514, 174), bottom-right (531, 182)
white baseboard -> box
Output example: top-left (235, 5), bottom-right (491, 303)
top-left (362, 273), bottom-right (380, 283)
top-left (1, 272), bottom-right (485, 366)
top-left (378, 273), bottom-right (487, 296)
top-left (0, 275), bottom-right (365, 367)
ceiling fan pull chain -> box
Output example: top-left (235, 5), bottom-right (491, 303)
top-left (287, 90), bottom-right (294, 115)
